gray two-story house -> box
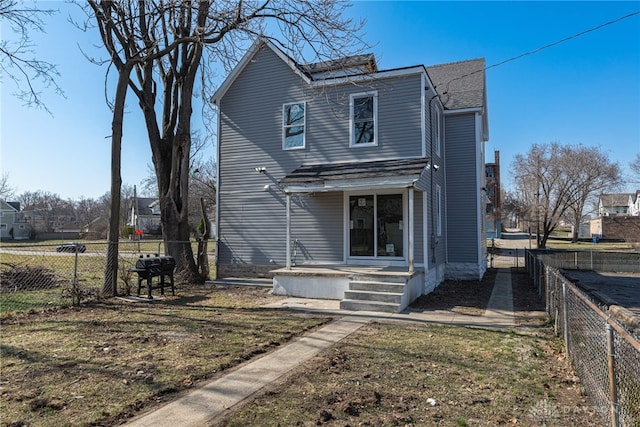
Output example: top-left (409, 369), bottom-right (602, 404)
top-left (212, 39), bottom-right (488, 311)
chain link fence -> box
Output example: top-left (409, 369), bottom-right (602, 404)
top-left (530, 249), bottom-right (640, 273)
top-left (0, 240), bottom-right (205, 315)
top-left (527, 251), bottom-right (640, 426)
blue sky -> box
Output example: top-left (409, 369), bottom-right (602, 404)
top-left (1, 1), bottom-right (639, 200)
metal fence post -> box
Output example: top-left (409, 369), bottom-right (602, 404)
top-left (562, 281), bottom-right (570, 358)
top-left (606, 323), bottom-right (620, 427)
top-left (73, 251), bottom-right (79, 286)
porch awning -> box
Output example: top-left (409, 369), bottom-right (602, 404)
top-left (280, 157), bottom-right (431, 193)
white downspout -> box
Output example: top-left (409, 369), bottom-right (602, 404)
top-left (286, 193), bottom-right (291, 269)
top-left (408, 187), bottom-right (415, 273)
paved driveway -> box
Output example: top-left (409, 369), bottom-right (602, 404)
top-left (563, 270), bottom-right (640, 332)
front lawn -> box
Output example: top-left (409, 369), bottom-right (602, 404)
top-left (0, 285), bottom-right (330, 426)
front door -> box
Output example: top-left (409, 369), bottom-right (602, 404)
top-left (348, 193), bottom-right (404, 260)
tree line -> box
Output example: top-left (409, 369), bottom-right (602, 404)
top-left (503, 144), bottom-right (639, 247)
top-left (0, 155), bottom-right (216, 238)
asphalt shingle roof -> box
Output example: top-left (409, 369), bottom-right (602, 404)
top-left (426, 58), bottom-right (485, 110)
top-left (136, 197), bottom-right (158, 216)
top-left (280, 158), bottom-right (430, 184)
top-left (600, 193), bottom-right (633, 207)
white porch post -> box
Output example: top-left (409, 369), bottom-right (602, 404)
top-left (408, 187), bottom-right (415, 273)
top-left (286, 193), bottom-right (292, 269)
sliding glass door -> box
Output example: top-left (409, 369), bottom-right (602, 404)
top-left (349, 193), bottom-right (404, 259)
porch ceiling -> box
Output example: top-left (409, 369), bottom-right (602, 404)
top-left (280, 157), bottom-right (430, 193)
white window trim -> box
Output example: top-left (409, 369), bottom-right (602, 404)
top-left (342, 189), bottom-right (408, 267)
top-left (282, 101), bottom-right (306, 150)
top-left (349, 91), bottom-right (378, 147)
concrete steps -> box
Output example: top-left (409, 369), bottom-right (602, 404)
top-left (340, 278), bottom-right (407, 313)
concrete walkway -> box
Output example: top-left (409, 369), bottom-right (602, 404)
top-left (125, 268), bottom-right (515, 426)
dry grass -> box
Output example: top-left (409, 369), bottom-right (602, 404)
top-left (0, 285), bottom-right (331, 426)
top-left (215, 271), bottom-right (600, 427)
top-left (1, 270), bottom-right (601, 427)
top-left (218, 322), bottom-right (599, 426)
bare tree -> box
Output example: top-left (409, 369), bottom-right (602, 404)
top-left (190, 157), bottom-right (217, 212)
top-left (17, 190), bottom-right (74, 234)
top-left (0, 0), bottom-right (63, 112)
top-left (140, 132), bottom-right (216, 232)
top-left (630, 152), bottom-right (640, 183)
top-left (74, 196), bottom-right (110, 238)
top-left (563, 145), bottom-right (621, 242)
top-left (95, 187), bottom-right (133, 230)
top-left (501, 190), bottom-right (526, 230)
top-left (0, 173), bottom-right (16, 200)
top-left (512, 142), bottom-right (622, 247)
top-left (83, 0), bottom-right (366, 281)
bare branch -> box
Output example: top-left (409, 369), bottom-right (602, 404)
top-left (512, 142), bottom-right (623, 246)
top-left (0, 0), bottom-right (64, 113)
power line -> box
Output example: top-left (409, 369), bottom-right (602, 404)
top-left (441, 10), bottom-right (640, 94)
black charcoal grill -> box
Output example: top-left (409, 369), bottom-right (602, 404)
top-left (129, 254), bottom-right (176, 298)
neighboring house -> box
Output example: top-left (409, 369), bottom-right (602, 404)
top-left (130, 197), bottom-right (162, 234)
top-left (55, 222), bottom-right (81, 233)
top-left (632, 190), bottom-right (640, 216)
top-left (212, 39), bottom-right (488, 311)
top-left (590, 216), bottom-right (640, 242)
top-left (0, 200), bottom-right (30, 240)
top-left (485, 150), bottom-right (502, 239)
top-left (81, 217), bottom-right (109, 239)
top-left (598, 193), bottom-right (636, 217)
top-left (590, 190), bottom-right (640, 242)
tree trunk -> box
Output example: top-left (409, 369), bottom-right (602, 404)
top-left (197, 197), bottom-right (210, 279)
top-left (161, 199), bottom-right (198, 280)
top-left (102, 65), bottom-right (131, 296)
top-left (571, 214), bottom-right (580, 243)
top-left (145, 43), bottom-right (203, 280)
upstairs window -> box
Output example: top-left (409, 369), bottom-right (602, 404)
top-left (283, 102), bottom-right (305, 150)
top-left (350, 92), bottom-right (377, 147)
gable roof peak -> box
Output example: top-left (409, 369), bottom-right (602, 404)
top-left (303, 53), bottom-right (377, 76)
top-left (428, 57), bottom-right (485, 68)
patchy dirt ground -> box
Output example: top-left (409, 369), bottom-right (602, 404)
top-left (0, 285), bottom-right (329, 427)
top-left (214, 269), bottom-right (603, 427)
top-left (1, 271), bottom-right (603, 426)
top-left (409, 268), bottom-right (497, 316)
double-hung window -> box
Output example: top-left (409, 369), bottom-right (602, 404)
top-left (283, 102), bottom-right (305, 150)
top-left (350, 92), bottom-right (377, 147)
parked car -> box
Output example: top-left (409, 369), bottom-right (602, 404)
top-left (56, 242), bottom-right (86, 253)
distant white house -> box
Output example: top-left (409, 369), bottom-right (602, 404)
top-left (633, 190), bottom-right (640, 216)
top-left (591, 190), bottom-right (640, 242)
top-left (598, 192), bottom-right (640, 217)
top-left (130, 197), bottom-right (162, 234)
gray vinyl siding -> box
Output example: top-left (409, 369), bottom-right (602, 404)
top-left (305, 77), bottom-right (423, 162)
top-left (291, 192), bottom-right (344, 263)
top-left (217, 192), bottom-right (286, 265)
top-left (218, 45), bottom-right (426, 266)
top-left (444, 113), bottom-right (478, 263)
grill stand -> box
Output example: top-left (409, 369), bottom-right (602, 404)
top-left (128, 255), bottom-right (176, 299)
